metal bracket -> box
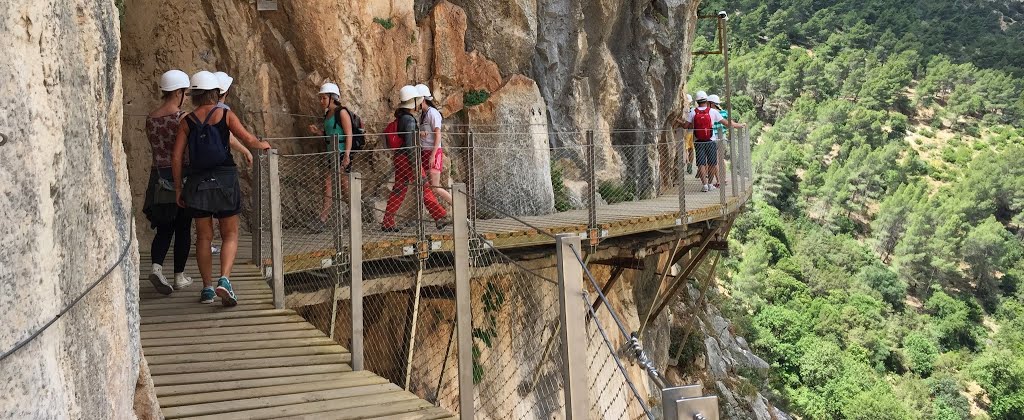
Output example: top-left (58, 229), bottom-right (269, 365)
top-left (416, 240), bottom-right (431, 260)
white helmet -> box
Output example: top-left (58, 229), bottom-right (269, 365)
top-left (708, 94), bottom-right (721, 104)
top-left (159, 70), bottom-right (190, 92)
top-left (695, 91), bottom-right (709, 102)
top-left (686, 93), bottom-right (694, 104)
top-left (319, 82), bottom-right (341, 97)
top-left (214, 71), bottom-right (234, 94)
top-left (190, 71), bottom-right (220, 91)
top-left (399, 85), bottom-right (421, 102)
top-left (415, 84), bottom-right (433, 100)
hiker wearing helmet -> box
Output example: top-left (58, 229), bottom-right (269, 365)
top-left (381, 85), bottom-right (449, 232)
top-left (708, 94), bottom-right (730, 188)
top-left (683, 91), bottom-right (744, 192)
top-left (143, 69), bottom-right (194, 296)
top-left (307, 82), bottom-right (356, 232)
top-left (416, 83), bottom-right (453, 205)
top-left (172, 71), bottom-right (271, 306)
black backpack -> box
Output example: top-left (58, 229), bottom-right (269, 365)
top-left (333, 106), bottom-right (366, 150)
top-left (187, 109), bottom-right (230, 170)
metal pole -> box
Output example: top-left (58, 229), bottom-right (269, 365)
top-left (556, 234), bottom-right (590, 420)
top-left (348, 172), bottom-right (364, 371)
top-left (452, 184), bottom-right (474, 420)
top-left (586, 131), bottom-right (597, 241)
top-left (675, 128), bottom-right (688, 229)
top-left (467, 130), bottom-right (476, 228)
top-left (716, 128), bottom-right (726, 211)
top-left (721, 12), bottom-right (735, 211)
top-left (251, 149), bottom-right (263, 266)
top-left (329, 135), bottom-right (343, 340)
top-left (267, 149), bottom-right (285, 309)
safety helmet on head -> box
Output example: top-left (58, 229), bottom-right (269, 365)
top-left (415, 84), bottom-right (433, 100)
top-left (708, 94), bottom-right (721, 105)
top-left (399, 85), bottom-right (421, 102)
top-left (159, 70), bottom-right (190, 92)
top-left (695, 91), bottom-right (709, 102)
top-left (686, 94), bottom-right (694, 104)
top-left (319, 82), bottom-right (341, 97)
top-left (190, 71), bottom-right (220, 92)
top-left (214, 72), bottom-right (233, 94)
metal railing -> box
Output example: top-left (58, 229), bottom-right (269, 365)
top-left (251, 124), bottom-right (752, 419)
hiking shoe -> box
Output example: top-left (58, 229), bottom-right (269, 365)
top-left (701, 184), bottom-right (709, 192)
top-left (436, 219), bottom-right (451, 230)
top-left (173, 273), bottom-right (194, 290)
top-left (215, 277), bottom-right (238, 307)
top-left (709, 184), bottom-right (718, 191)
top-left (211, 245), bottom-right (221, 255)
top-left (149, 271), bottom-right (173, 296)
top-left (686, 163), bottom-right (693, 174)
top-left (199, 287), bottom-right (216, 304)
top-left (381, 225), bottom-right (401, 233)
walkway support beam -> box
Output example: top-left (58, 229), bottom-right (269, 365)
top-left (267, 149), bottom-right (285, 309)
top-left (453, 184), bottom-right (474, 420)
top-left (556, 234), bottom-right (590, 420)
top-left (349, 172), bottom-right (364, 371)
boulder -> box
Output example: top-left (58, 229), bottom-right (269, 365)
top-left (420, 1), bottom-right (504, 115)
top-left (0, 0), bottom-right (141, 417)
top-left (468, 75), bottom-right (555, 217)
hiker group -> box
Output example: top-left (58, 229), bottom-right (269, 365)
top-left (676, 91), bottom-right (745, 193)
top-left (143, 70), bottom-right (450, 306)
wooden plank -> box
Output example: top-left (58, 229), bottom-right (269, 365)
top-left (141, 309), bottom-right (294, 325)
top-left (141, 299), bottom-right (274, 311)
top-left (147, 344), bottom-right (349, 365)
top-left (140, 304), bottom-right (277, 317)
top-left (152, 364), bottom-right (352, 387)
top-left (140, 293), bottom-right (273, 304)
top-left (177, 390), bottom-right (421, 420)
top-left (149, 354), bottom-right (350, 375)
top-left (163, 383), bottom-right (406, 419)
top-left (141, 319), bottom-right (312, 338)
top-left (155, 371), bottom-right (376, 397)
top-left (144, 337), bottom-right (338, 356)
top-left (274, 399), bottom-right (445, 420)
top-left (140, 315), bottom-right (307, 332)
top-left (159, 375), bottom-right (389, 408)
top-left (143, 328), bottom-right (325, 346)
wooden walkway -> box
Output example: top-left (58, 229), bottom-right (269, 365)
top-left (275, 175), bottom-right (751, 272)
top-left (138, 249), bottom-right (456, 420)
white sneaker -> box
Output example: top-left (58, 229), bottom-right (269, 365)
top-left (149, 264), bottom-right (172, 295)
top-left (211, 245), bottom-right (221, 255)
top-left (173, 273), bottom-right (194, 290)
top-left (708, 184), bottom-right (718, 191)
top-left (701, 184), bottom-right (710, 192)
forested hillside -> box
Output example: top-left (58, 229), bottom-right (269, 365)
top-left (688, 1), bottom-right (1024, 418)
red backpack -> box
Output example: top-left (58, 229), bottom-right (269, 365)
top-left (693, 107), bottom-right (714, 141)
top-left (384, 119), bottom-right (403, 149)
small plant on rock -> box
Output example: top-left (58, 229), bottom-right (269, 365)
top-left (464, 90), bottom-right (490, 107)
top-left (373, 17), bottom-right (395, 30)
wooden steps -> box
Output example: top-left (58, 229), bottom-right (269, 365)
top-left (138, 251), bottom-right (455, 419)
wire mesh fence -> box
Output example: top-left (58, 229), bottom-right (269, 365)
top-left (584, 291), bottom-right (653, 420)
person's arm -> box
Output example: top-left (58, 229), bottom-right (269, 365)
top-left (229, 135), bottom-right (253, 165)
top-left (226, 110), bottom-right (271, 150)
top-left (172, 123), bottom-right (188, 208)
top-left (340, 110), bottom-right (353, 166)
top-left (720, 119), bottom-right (746, 128)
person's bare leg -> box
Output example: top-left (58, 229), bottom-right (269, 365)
top-left (429, 171), bottom-right (452, 205)
top-left (218, 216), bottom-right (240, 278)
top-left (194, 217), bottom-right (215, 287)
top-left (320, 176), bottom-right (333, 223)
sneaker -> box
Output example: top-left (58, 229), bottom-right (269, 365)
top-left (211, 245), bottom-right (221, 255)
top-left (149, 265), bottom-right (173, 296)
top-left (686, 163), bottom-right (693, 174)
top-left (381, 225), bottom-right (401, 233)
top-left (199, 287), bottom-right (216, 304)
top-left (215, 277), bottom-right (238, 307)
top-left (436, 219), bottom-right (451, 230)
top-left (173, 273), bottom-right (193, 290)
top-left (701, 184), bottom-right (709, 193)
top-left (709, 184), bottom-right (718, 191)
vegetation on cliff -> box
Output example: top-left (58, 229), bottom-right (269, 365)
top-left (690, 1), bottom-right (1024, 418)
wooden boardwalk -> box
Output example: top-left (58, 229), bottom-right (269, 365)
top-left (275, 175), bottom-right (751, 272)
top-left (138, 249), bottom-right (456, 420)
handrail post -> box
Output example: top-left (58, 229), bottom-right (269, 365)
top-left (348, 171), bottom-right (364, 371)
top-left (267, 149), bottom-right (285, 309)
top-left (467, 130), bottom-right (476, 228)
top-left (251, 148), bottom-right (263, 266)
top-left (729, 127), bottom-right (739, 199)
top-left (716, 127), bottom-right (727, 213)
top-left (585, 131), bottom-right (598, 243)
top-left (676, 128), bottom-right (688, 230)
top-left (452, 184), bottom-right (474, 420)
top-left (330, 135), bottom-right (343, 340)
top-left (556, 234), bottom-right (589, 420)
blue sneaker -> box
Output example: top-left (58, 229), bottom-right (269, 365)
top-left (215, 277), bottom-right (238, 307)
top-left (199, 287), bottom-right (216, 304)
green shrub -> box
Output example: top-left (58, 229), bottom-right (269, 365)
top-left (550, 162), bottom-right (572, 212)
top-left (903, 332), bottom-right (939, 376)
top-left (373, 17), bottom-right (395, 30)
top-left (463, 90), bottom-right (490, 107)
top-left (598, 180), bottom-right (636, 204)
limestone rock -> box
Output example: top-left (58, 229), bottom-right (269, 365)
top-left (133, 349), bottom-right (162, 420)
top-left (446, 0), bottom-right (538, 76)
top-left (420, 1), bottom-right (504, 115)
top-left (0, 0), bottom-right (140, 418)
top-left (468, 75), bottom-right (555, 217)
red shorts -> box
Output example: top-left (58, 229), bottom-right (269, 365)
top-left (421, 148), bottom-right (444, 173)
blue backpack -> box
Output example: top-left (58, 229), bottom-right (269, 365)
top-left (187, 109), bottom-right (230, 170)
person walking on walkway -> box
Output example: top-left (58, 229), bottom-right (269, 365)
top-left (172, 71), bottom-right (271, 306)
top-left (144, 70), bottom-right (195, 295)
top-left (415, 84), bottom-right (452, 205)
top-left (684, 91), bottom-right (744, 192)
top-left (381, 85), bottom-right (448, 232)
top-left (307, 82), bottom-right (355, 232)
top-left (708, 94), bottom-right (730, 188)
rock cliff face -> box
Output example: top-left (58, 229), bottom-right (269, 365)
top-left (0, 0), bottom-right (143, 418)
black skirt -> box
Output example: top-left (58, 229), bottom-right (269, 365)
top-left (183, 166), bottom-right (241, 216)
top-left (143, 168), bottom-right (181, 228)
